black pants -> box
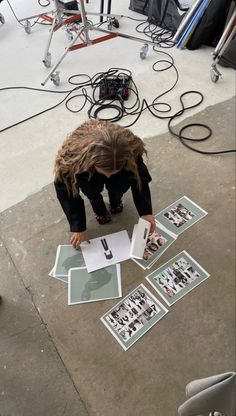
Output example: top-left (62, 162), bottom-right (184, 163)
top-left (79, 174), bottom-right (131, 216)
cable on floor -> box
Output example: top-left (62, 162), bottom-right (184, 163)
top-left (0, 14), bottom-right (235, 155)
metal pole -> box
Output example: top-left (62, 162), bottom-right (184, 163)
top-left (79, 0), bottom-right (91, 44)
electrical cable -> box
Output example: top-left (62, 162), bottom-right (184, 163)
top-left (6, 0), bottom-right (41, 27)
top-left (0, 85), bottom-right (80, 133)
top-left (38, 0), bottom-right (51, 7)
top-left (0, 15), bottom-right (235, 154)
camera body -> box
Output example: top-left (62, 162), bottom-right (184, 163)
top-left (99, 74), bottom-right (132, 101)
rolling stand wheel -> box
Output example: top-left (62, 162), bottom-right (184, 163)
top-left (42, 52), bottom-right (52, 68)
top-left (65, 28), bottom-right (74, 42)
top-left (24, 19), bottom-right (32, 34)
top-left (107, 17), bottom-right (119, 30)
top-left (0, 13), bottom-right (5, 24)
top-left (140, 43), bottom-right (148, 60)
top-left (210, 65), bottom-right (222, 83)
top-left (51, 71), bottom-right (60, 86)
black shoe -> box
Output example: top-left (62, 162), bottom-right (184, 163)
top-left (110, 201), bottom-right (123, 214)
top-left (95, 211), bottom-right (111, 225)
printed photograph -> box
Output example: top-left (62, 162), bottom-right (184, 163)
top-left (54, 245), bottom-right (85, 279)
top-left (163, 203), bottom-right (195, 228)
top-left (146, 230), bottom-right (167, 253)
top-left (132, 226), bottom-right (176, 270)
top-left (146, 251), bottom-right (210, 306)
top-left (68, 264), bottom-right (122, 305)
top-left (101, 284), bottom-right (168, 350)
top-left (155, 196), bottom-right (208, 237)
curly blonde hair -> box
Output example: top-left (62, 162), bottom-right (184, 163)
top-left (54, 119), bottom-right (147, 197)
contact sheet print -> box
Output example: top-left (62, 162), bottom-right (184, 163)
top-left (146, 251), bottom-right (210, 306)
top-left (101, 284), bottom-right (168, 351)
top-left (133, 196), bottom-right (208, 269)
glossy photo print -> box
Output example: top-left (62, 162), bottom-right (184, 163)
top-left (155, 196), bottom-right (207, 237)
top-left (101, 284), bottom-right (168, 351)
top-left (53, 245), bottom-right (86, 282)
top-left (132, 225), bottom-right (176, 270)
top-left (146, 251), bottom-right (210, 306)
top-left (68, 264), bottom-right (122, 305)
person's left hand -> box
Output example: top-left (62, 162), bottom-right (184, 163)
top-left (141, 214), bottom-right (156, 233)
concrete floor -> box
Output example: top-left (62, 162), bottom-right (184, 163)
top-left (0, 97), bottom-right (235, 415)
top-left (0, 0), bottom-right (235, 212)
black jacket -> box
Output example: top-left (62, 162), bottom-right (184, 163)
top-left (55, 157), bottom-right (152, 232)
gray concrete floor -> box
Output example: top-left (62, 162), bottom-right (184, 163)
top-left (0, 98), bottom-right (235, 416)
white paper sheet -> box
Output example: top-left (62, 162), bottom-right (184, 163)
top-left (130, 218), bottom-right (151, 259)
top-left (81, 230), bottom-right (131, 272)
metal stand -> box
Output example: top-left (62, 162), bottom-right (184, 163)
top-left (40, 0), bottom-right (156, 86)
top-left (210, 5), bottom-right (236, 82)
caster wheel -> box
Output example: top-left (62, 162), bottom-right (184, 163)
top-left (0, 13), bottom-right (5, 24)
top-left (24, 20), bottom-right (32, 34)
top-left (66, 30), bottom-right (74, 42)
top-left (112, 18), bottom-right (119, 28)
top-left (211, 71), bottom-right (219, 83)
top-left (210, 65), bottom-right (221, 83)
top-left (140, 43), bottom-right (148, 60)
top-left (51, 71), bottom-right (60, 86)
top-left (43, 52), bottom-right (52, 68)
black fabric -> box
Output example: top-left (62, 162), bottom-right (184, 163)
top-left (129, 0), bottom-right (150, 16)
top-left (186, 0), bottom-right (233, 50)
top-left (219, 32), bottom-right (236, 70)
top-left (148, 0), bottom-right (188, 34)
top-left (54, 157), bottom-right (152, 233)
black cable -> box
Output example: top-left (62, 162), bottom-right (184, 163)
top-left (135, 21), bottom-right (175, 48)
top-left (0, 62), bottom-right (235, 155)
top-left (0, 85), bottom-right (79, 133)
top-left (6, 0), bottom-right (52, 28)
top-left (167, 92), bottom-right (235, 154)
top-left (38, 0), bottom-right (51, 7)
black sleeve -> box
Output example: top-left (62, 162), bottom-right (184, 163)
top-left (131, 156), bottom-right (153, 216)
top-left (54, 181), bottom-right (87, 232)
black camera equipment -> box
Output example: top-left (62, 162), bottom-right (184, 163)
top-left (99, 74), bottom-right (132, 101)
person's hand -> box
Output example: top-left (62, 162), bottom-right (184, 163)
top-left (70, 231), bottom-right (90, 250)
top-left (141, 215), bottom-right (156, 233)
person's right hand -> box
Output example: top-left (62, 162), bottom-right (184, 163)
top-left (70, 231), bottom-right (90, 250)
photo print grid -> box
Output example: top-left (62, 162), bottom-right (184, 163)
top-left (155, 196), bottom-right (208, 237)
top-left (146, 251), bottom-right (210, 306)
top-left (163, 203), bottom-right (195, 229)
top-left (146, 230), bottom-right (167, 255)
top-left (101, 284), bottom-right (168, 350)
top-left (132, 226), bottom-right (176, 270)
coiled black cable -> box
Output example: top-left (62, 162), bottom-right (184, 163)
top-left (0, 15), bottom-right (235, 154)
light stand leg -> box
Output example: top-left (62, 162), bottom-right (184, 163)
top-left (41, 27), bottom-right (85, 86)
top-left (42, 15), bottom-right (58, 68)
top-left (79, 0), bottom-right (91, 44)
